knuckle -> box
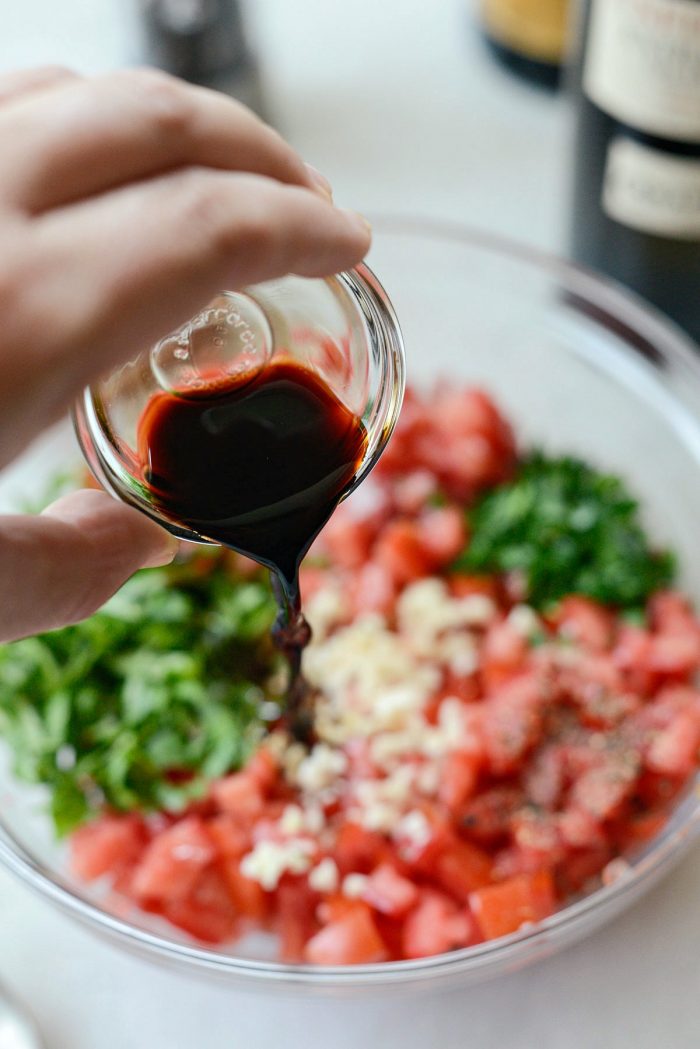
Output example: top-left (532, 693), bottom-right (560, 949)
top-left (29, 64), bottom-right (78, 86)
top-left (0, 228), bottom-right (88, 378)
top-left (179, 173), bottom-right (276, 265)
top-left (227, 202), bottom-right (278, 264)
top-left (112, 67), bottom-right (195, 138)
top-left (0, 64), bottom-right (78, 102)
top-left (0, 234), bottom-right (32, 329)
top-left (0, 256), bottom-right (21, 314)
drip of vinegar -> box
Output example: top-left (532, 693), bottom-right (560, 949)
top-left (137, 357), bottom-right (367, 733)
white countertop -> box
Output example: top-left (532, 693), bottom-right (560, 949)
top-left (0, 2), bottom-right (699, 1047)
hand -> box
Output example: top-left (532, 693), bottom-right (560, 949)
top-left (0, 65), bottom-right (371, 642)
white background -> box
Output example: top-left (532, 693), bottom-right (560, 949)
top-left (0, 2), bottom-right (699, 1047)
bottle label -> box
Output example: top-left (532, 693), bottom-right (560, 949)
top-left (602, 136), bottom-right (700, 238)
top-left (584, 0), bottom-right (700, 143)
top-left (481, 0), bottom-right (568, 62)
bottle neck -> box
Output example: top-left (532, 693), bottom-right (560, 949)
top-left (139, 0), bottom-right (250, 82)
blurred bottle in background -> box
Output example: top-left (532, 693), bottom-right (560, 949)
top-left (479, 0), bottom-right (570, 89)
top-left (570, 0), bottom-right (700, 345)
top-left (139, 0), bottom-right (268, 118)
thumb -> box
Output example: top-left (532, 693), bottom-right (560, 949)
top-left (0, 489), bottom-right (178, 642)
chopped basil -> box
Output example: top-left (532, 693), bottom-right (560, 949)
top-left (453, 453), bottom-right (674, 610)
top-left (0, 552), bottom-right (280, 834)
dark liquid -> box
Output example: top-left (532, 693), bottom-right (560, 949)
top-left (138, 358), bottom-right (367, 732)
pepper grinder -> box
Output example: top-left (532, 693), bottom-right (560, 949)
top-left (138, 0), bottom-right (268, 118)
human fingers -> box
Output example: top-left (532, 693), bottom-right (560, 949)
top-left (9, 169), bottom-right (370, 422)
top-left (0, 489), bottom-right (178, 642)
top-left (0, 68), bottom-right (321, 213)
top-left (0, 65), bottom-right (79, 108)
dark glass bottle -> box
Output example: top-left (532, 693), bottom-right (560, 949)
top-left (139, 0), bottom-right (267, 117)
top-left (570, 0), bottom-right (700, 344)
top-left (480, 0), bottom-right (570, 90)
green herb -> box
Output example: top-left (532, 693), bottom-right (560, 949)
top-left (0, 553), bottom-right (280, 834)
top-left (453, 453), bottom-right (674, 610)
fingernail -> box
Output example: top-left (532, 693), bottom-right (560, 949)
top-left (144, 531), bottom-right (180, 568)
top-left (339, 209), bottom-right (372, 239)
top-left (305, 163), bottom-right (333, 201)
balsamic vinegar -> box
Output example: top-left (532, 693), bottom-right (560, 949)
top-left (137, 357), bottom-right (367, 730)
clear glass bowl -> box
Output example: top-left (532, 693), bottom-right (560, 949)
top-left (2, 217), bottom-right (700, 995)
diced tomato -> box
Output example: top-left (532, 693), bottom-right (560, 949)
top-left (491, 843), bottom-right (556, 880)
top-left (348, 561), bottom-right (397, 617)
top-left (557, 845), bottom-right (612, 893)
top-left (557, 806), bottom-right (607, 850)
top-left (333, 823), bottom-right (393, 876)
top-left (163, 865), bottom-right (240, 944)
top-left (469, 869), bottom-right (556, 940)
top-left (362, 863), bottom-right (419, 917)
top-left (648, 591), bottom-right (697, 633)
top-left (613, 625), bottom-right (655, 696)
top-left (130, 817), bottom-right (214, 902)
top-left (448, 573), bottom-right (500, 601)
top-left (373, 519), bottom-right (432, 587)
top-left (343, 737), bottom-right (378, 780)
top-left (635, 770), bottom-right (687, 809)
top-left (438, 751), bottom-right (480, 814)
top-left (210, 772), bottom-right (265, 819)
top-left (648, 633), bottom-right (700, 679)
top-left (319, 895), bottom-right (407, 960)
top-left (275, 878), bottom-right (320, 963)
top-left (461, 787), bottom-right (524, 844)
top-left (248, 809), bottom-right (290, 845)
top-left (612, 810), bottom-right (667, 851)
top-left (321, 511), bottom-right (377, 571)
top-left (481, 620), bottom-right (529, 691)
top-left (317, 893), bottom-right (361, 923)
top-left (561, 655), bottom-right (638, 728)
top-left (551, 596), bottom-right (615, 651)
top-left (432, 386), bottom-right (507, 440)
top-left (438, 434), bottom-right (510, 501)
top-left (432, 385), bottom-right (516, 489)
top-left (222, 859), bottom-right (269, 921)
top-left (304, 902), bottom-right (388, 965)
top-left (372, 913), bottom-right (406, 961)
top-left (402, 890), bottom-right (479, 959)
top-left (70, 814), bottom-right (148, 881)
top-left (510, 809), bottom-right (565, 864)
top-left (244, 748), bottom-right (279, 794)
top-left (570, 758), bottom-right (638, 822)
top-left (298, 564), bottom-right (329, 602)
top-left (433, 837), bottom-right (493, 900)
top-left (523, 745), bottom-right (565, 810)
top-left (391, 470), bottom-right (439, 514)
top-left (416, 506), bottom-right (467, 568)
top-left (372, 390), bottom-right (430, 479)
top-left (395, 806), bottom-right (451, 872)
top-left (482, 674), bottom-right (544, 774)
top-left (434, 670), bottom-right (480, 708)
top-left (634, 685), bottom-right (700, 732)
top-left (646, 710), bottom-right (700, 777)
top-left (206, 814), bottom-right (251, 859)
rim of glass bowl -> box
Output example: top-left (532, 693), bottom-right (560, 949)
top-left (3, 215), bottom-right (700, 989)
top-left (72, 263), bottom-right (406, 544)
